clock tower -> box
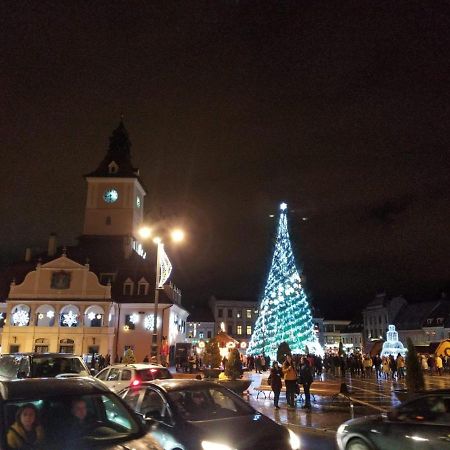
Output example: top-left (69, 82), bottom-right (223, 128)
top-left (83, 121), bottom-right (146, 238)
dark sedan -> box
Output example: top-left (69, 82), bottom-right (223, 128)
top-left (120, 379), bottom-right (301, 450)
top-left (336, 390), bottom-right (450, 450)
top-left (0, 377), bottom-right (161, 449)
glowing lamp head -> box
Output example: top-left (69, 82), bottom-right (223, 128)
top-left (280, 202), bottom-right (287, 211)
top-left (171, 228), bottom-right (185, 243)
top-left (153, 236), bottom-right (162, 244)
top-left (138, 226), bottom-right (152, 239)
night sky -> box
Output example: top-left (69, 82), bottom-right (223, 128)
top-left (1, 2), bottom-right (449, 318)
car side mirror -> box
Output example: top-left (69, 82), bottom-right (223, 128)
top-left (17, 371), bottom-right (28, 379)
top-left (90, 368), bottom-right (97, 376)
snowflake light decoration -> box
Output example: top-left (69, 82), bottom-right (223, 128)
top-left (0, 313), bottom-right (4, 320)
top-left (144, 314), bottom-right (154, 331)
top-left (87, 312), bottom-right (96, 321)
top-left (47, 310), bottom-right (55, 319)
top-left (129, 313), bottom-right (140, 324)
top-left (62, 310), bottom-right (78, 327)
top-left (12, 309), bottom-right (29, 326)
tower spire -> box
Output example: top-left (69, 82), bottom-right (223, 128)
top-left (85, 120), bottom-right (140, 178)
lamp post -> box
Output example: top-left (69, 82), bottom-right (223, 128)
top-left (139, 226), bottom-right (185, 364)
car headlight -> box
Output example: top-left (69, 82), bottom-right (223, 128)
top-left (288, 428), bottom-right (301, 450)
top-left (337, 423), bottom-right (348, 437)
top-left (201, 441), bottom-right (234, 450)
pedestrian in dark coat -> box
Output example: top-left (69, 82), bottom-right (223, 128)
top-left (299, 357), bottom-right (313, 409)
top-left (269, 361), bottom-right (283, 409)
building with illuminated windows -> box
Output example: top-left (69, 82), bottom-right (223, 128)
top-left (0, 122), bottom-right (189, 362)
top-left (208, 296), bottom-right (259, 346)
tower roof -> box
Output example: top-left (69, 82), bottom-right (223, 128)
top-left (85, 120), bottom-right (141, 179)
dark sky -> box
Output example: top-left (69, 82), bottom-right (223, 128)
top-left (1, 2), bottom-right (449, 318)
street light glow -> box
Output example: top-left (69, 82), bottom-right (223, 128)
top-left (138, 226), bottom-right (152, 239)
top-left (171, 228), bottom-right (185, 243)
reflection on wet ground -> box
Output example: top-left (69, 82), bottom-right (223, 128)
top-left (244, 372), bottom-right (450, 431)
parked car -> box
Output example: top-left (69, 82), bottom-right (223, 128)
top-left (120, 379), bottom-right (301, 450)
top-left (0, 353), bottom-right (92, 380)
top-left (0, 377), bottom-right (161, 449)
top-left (95, 364), bottom-right (172, 392)
top-left (336, 389), bottom-right (450, 450)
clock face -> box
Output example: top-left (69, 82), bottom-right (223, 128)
top-left (103, 189), bottom-right (119, 203)
top-left (136, 196), bottom-right (141, 208)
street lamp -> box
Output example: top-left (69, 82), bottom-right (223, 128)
top-left (138, 225), bottom-right (185, 364)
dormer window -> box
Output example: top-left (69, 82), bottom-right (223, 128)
top-left (437, 317), bottom-right (444, 325)
top-left (123, 278), bottom-right (134, 296)
top-left (108, 161), bottom-right (119, 174)
top-left (426, 318), bottom-right (433, 325)
top-left (137, 277), bottom-right (149, 295)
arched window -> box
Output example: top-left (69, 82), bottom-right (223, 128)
top-left (35, 305), bottom-right (56, 326)
top-left (84, 305), bottom-right (104, 327)
top-left (59, 305), bottom-right (80, 327)
top-left (10, 304), bottom-right (30, 327)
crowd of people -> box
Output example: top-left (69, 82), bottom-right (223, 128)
top-left (322, 352), bottom-right (449, 379)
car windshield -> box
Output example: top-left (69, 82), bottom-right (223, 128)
top-left (30, 357), bottom-right (89, 377)
top-left (168, 386), bottom-right (254, 421)
top-left (3, 393), bottom-right (141, 449)
top-left (137, 368), bottom-right (172, 381)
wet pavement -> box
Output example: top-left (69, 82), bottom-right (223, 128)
top-left (243, 371), bottom-right (450, 432)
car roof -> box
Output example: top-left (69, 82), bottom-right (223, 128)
top-left (106, 363), bottom-right (167, 370)
top-left (0, 353), bottom-right (81, 357)
top-left (0, 378), bottom-right (110, 401)
top-left (138, 378), bottom-right (222, 392)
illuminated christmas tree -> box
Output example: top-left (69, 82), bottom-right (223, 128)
top-left (248, 203), bottom-right (321, 359)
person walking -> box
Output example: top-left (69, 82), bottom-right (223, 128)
top-left (269, 361), bottom-right (283, 409)
top-left (255, 355), bottom-right (262, 374)
top-left (421, 355), bottom-right (429, 373)
top-left (396, 354), bottom-right (405, 379)
top-left (435, 354), bottom-right (443, 376)
top-left (382, 356), bottom-right (391, 380)
top-left (282, 355), bottom-right (297, 409)
top-left (299, 357), bottom-right (313, 409)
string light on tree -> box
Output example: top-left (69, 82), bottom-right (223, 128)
top-left (247, 202), bottom-right (322, 359)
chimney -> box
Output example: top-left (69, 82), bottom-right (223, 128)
top-left (25, 248), bottom-right (32, 262)
top-left (48, 233), bottom-right (57, 257)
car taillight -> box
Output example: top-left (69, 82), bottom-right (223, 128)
top-left (131, 377), bottom-right (141, 386)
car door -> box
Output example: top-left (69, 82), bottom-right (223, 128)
top-left (138, 388), bottom-right (184, 450)
top-left (104, 368), bottom-right (121, 391)
top-left (95, 367), bottom-right (111, 386)
top-left (379, 395), bottom-right (450, 450)
top-left (115, 368), bottom-right (133, 392)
